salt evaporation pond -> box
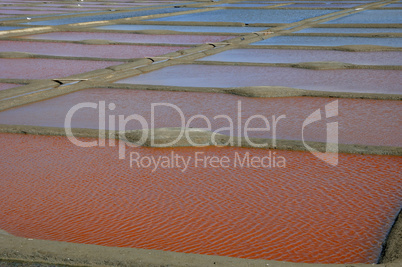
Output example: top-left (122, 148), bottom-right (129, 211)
top-left (251, 36), bottom-right (402, 47)
top-left (148, 9), bottom-right (340, 24)
top-left (20, 32), bottom-right (231, 45)
top-left (115, 64), bottom-right (402, 94)
top-left (95, 24), bottom-right (269, 34)
top-left (0, 41), bottom-right (186, 59)
top-left (0, 89), bottom-right (400, 147)
top-left (0, 133), bottom-right (400, 264)
top-left (0, 58), bottom-right (121, 79)
top-left (199, 49), bottom-right (402, 65)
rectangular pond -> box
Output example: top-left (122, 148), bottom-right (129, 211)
top-left (95, 24), bottom-right (269, 34)
top-left (0, 88), bottom-right (400, 147)
top-left (0, 133), bottom-right (401, 264)
top-left (285, 3), bottom-right (360, 8)
top-left (0, 83), bottom-right (20, 91)
top-left (20, 32), bottom-right (231, 45)
top-left (21, 7), bottom-right (196, 26)
top-left (199, 49), bottom-right (402, 65)
top-left (0, 58), bottom-right (121, 79)
top-left (0, 10), bottom-right (65, 15)
top-left (211, 3), bottom-right (276, 7)
top-left (148, 9), bottom-right (340, 24)
top-left (0, 26), bottom-right (22, 31)
top-left (0, 41), bottom-right (187, 59)
top-left (251, 36), bottom-right (402, 47)
top-left (115, 64), bottom-right (402, 94)
top-left (295, 27), bottom-right (402, 33)
top-left (324, 10), bottom-right (402, 24)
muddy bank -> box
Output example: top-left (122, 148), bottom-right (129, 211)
top-left (0, 125), bottom-right (400, 156)
top-left (1, 220), bottom-right (402, 267)
top-left (380, 210), bottom-right (402, 264)
top-left (121, 127), bottom-right (402, 156)
top-left (0, 230), bottom-right (340, 267)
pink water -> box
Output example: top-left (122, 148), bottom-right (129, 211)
top-left (0, 83), bottom-right (19, 91)
top-left (21, 32), bottom-right (231, 45)
top-left (0, 89), bottom-right (400, 147)
top-left (0, 40), bottom-right (187, 59)
top-left (0, 58), bottom-right (121, 79)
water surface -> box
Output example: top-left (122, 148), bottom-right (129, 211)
top-left (199, 49), bottom-right (402, 65)
top-left (116, 64), bottom-right (402, 94)
top-left (21, 32), bottom-right (231, 44)
top-left (324, 10), bottom-right (402, 24)
top-left (96, 24), bottom-right (268, 33)
top-left (0, 40), bottom-right (186, 59)
top-left (0, 133), bottom-right (401, 264)
top-left (149, 9), bottom-right (340, 24)
top-left (22, 8), bottom-right (195, 25)
top-left (0, 58), bottom-right (121, 79)
top-left (0, 89), bottom-right (400, 147)
top-left (251, 36), bottom-right (402, 47)
top-left (296, 27), bottom-right (402, 33)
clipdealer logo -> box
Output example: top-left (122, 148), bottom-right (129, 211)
top-left (302, 100), bottom-right (339, 166)
top-left (64, 100), bottom-right (339, 168)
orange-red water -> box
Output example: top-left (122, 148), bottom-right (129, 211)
top-left (0, 133), bottom-right (401, 264)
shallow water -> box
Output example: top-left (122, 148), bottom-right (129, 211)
top-left (324, 10), bottom-right (402, 24)
top-left (384, 3), bottom-right (402, 7)
top-left (211, 3), bottom-right (274, 7)
top-left (149, 9), bottom-right (340, 24)
top-left (0, 83), bottom-right (19, 91)
top-left (251, 36), bottom-right (402, 47)
top-left (116, 64), bottom-right (402, 94)
top-left (0, 41), bottom-right (186, 59)
top-left (0, 26), bottom-right (22, 31)
top-left (0, 10), bottom-right (65, 15)
top-left (285, 3), bottom-right (359, 7)
top-left (95, 24), bottom-right (269, 34)
top-left (0, 89), bottom-right (400, 147)
top-left (21, 32), bottom-right (231, 45)
top-left (22, 8), bottom-right (195, 25)
top-left (296, 28), bottom-right (402, 33)
top-left (0, 133), bottom-right (401, 264)
top-left (199, 49), bottom-right (402, 65)
top-left (0, 58), bottom-right (121, 79)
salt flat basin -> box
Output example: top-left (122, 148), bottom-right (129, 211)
top-left (0, 58), bottom-right (121, 79)
top-left (22, 7), bottom-right (193, 25)
top-left (211, 3), bottom-right (275, 7)
top-left (148, 9), bottom-right (340, 24)
top-left (0, 41), bottom-right (187, 59)
top-left (286, 3), bottom-right (360, 7)
top-left (295, 28), bottom-right (402, 33)
top-left (0, 133), bottom-right (401, 264)
top-left (0, 83), bottom-right (19, 91)
top-left (324, 10), bottom-right (402, 24)
top-left (95, 24), bottom-right (269, 34)
top-left (0, 10), bottom-right (65, 15)
top-left (251, 36), bottom-right (402, 47)
top-left (116, 65), bottom-right (402, 94)
top-left (199, 49), bottom-right (402, 65)
top-left (236, 0), bottom-right (285, 3)
top-left (20, 32), bottom-right (231, 45)
top-left (0, 26), bottom-right (22, 31)
top-left (385, 3), bottom-right (402, 7)
top-left (1, 89), bottom-right (401, 147)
